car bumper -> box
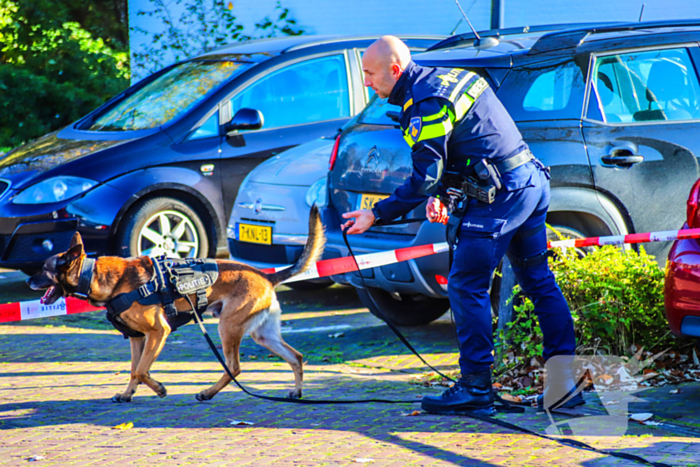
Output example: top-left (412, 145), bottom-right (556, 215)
top-left (320, 206), bottom-right (449, 299)
top-left (664, 223), bottom-right (700, 337)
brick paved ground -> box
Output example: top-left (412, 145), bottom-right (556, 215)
top-left (1, 269), bottom-right (699, 466)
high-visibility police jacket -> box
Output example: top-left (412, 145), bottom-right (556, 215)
top-left (372, 61), bottom-right (530, 223)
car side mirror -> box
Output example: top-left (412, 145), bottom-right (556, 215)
top-left (225, 108), bottom-right (264, 134)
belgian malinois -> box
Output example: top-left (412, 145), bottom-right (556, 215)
top-left (27, 206), bottom-right (325, 403)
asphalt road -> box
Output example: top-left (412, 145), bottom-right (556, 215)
top-left (1, 267), bottom-right (699, 466)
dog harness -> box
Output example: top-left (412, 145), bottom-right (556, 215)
top-left (75, 256), bottom-right (218, 339)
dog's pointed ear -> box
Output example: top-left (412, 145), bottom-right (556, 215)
top-left (57, 243), bottom-right (84, 271)
top-left (69, 232), bottom-right (83, 249)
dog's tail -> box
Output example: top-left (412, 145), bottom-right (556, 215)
top-left (266, 205), bottom-right (326, 286)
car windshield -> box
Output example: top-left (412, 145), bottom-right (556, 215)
top-left (86, 60), bottom-right (252, 131)
top-left (357, 95), bottom-right (401, 125)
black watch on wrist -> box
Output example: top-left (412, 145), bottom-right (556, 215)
top-left (371, 206), bottom-right (383, 226)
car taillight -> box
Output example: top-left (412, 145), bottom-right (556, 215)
top-left (687, 179), bottom-right (700, 228)
top-left (329, 134), bottom-right (341, 171)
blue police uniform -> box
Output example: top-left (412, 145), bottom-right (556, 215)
top-left (371, 61), bottom-right (576, 411)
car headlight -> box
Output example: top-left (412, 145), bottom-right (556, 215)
top-left (13, 176), bottom-right (98, 204)
top-left (305, 177), bottom-right (328, 208)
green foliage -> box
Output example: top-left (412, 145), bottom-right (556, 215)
top-left (554, 244), bottom-right (670, 355)
top-left (131, 0), bottom-right (305, 80)
top-left (0, 0), bottom-right (129, 148)
top-left (496, 244), bottom-right (671, 359)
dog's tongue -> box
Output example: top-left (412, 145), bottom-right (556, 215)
top-left (40, 286), bottom-right (55, 304)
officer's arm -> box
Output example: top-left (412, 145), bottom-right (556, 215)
top-left (372, 98), bottom-right (453, 223)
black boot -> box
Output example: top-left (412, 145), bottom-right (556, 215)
top-left (537, 356), bottom-right (586, 412)
top-left (421, 370), bottom-right (495, 415)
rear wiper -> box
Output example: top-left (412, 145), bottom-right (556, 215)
top-left (385, 111), bottom-right (400, 123)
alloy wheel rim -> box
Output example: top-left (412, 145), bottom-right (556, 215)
top-left (137, 210), bottom-right (199, 258)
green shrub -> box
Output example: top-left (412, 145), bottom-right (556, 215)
top-left (496, 244), bottom-right (671, 360)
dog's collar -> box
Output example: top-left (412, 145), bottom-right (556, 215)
top-left (74, 257), bottom-right (96, 300)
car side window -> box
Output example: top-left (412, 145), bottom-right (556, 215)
top-left (498, 59), bottom-right (586, 121)
top-left (188, 111), bottom-right (219, 140)
top-left (229, 55), bottom-right (350, 130)
top-left (588, 48), bottom-right (700, 123)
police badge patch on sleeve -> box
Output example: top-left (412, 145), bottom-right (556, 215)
top-left (409, 116), bottom-right (422, 142)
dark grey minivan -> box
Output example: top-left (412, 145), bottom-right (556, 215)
top-left (322, 20), bottom-right (700, 325)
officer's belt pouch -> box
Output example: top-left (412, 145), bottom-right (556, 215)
top-left (501, 167), bottom-right (536, 193)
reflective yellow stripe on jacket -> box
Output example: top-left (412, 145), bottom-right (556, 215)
top-left (403, 76), bottom-right (490, 148)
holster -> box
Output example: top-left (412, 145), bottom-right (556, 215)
top-left (446, 197), bottom-right (468, 248)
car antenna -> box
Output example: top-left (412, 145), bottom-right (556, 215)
top-left (452, 0), bottom-right (499, 48)
top-left (638, 3), bottom-right (645, 21)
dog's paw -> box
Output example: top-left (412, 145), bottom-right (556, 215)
top-left (156, 383), bottom-right (167, 398)
top-left (111, 394), bottom-right (131, 403)
top-left (195, 392), bottom-right (212, 402)
top-left (287, 389), bottom-right (302, 400)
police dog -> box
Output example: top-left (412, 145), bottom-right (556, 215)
top-left (27, 206), bottom-right (325, 403)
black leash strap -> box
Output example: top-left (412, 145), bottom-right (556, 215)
top-left (342, 219), bottom-right (456, 384)
top-left (186, 295), bottom-right (418, 405)
top-left (187, 216), bottom-right (671, 467)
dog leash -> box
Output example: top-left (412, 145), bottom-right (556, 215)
top-left (340, 218), bottom-right (670, 467)
top-left (187, 221), bottom-right (670, 467)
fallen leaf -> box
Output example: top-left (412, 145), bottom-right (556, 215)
top-left (670, 388), bottom-right (682, 394)
top-left (329, 332), bottom-right (345, 338)
top-left (229, 420), bottom-right (254, 426)
top-left (401, 410), bottom-right (421, 417)
top-left (112, 422), bottom-right (133, 430)
top-left (27, 456), bottom-right (45, 461)
top-left (170, 340), bottom-right (185, 345)
top-left (500, 393), bottom-right (522, 404)
top-left (492, 382), bottom-right (502, 389)
top-left (629, 413), bottom-right (653, 423)
top-left (598, 374), bottom-right (614, 385)
top-left (353, 459), bottom-right (375, 464)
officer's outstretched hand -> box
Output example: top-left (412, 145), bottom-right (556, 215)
top-left (426, 197), bottom-right (449, 224)
top-left (341, 209), bottom-right (375, 234)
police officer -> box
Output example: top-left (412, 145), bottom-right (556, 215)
top-left (342, 36), bottom-right (582, 415)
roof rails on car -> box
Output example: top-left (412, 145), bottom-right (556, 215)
top-left (427, 23), bottom-right (616, 51)
top-left (529, 19), bottom-right (700, 55)
top-left (283, 35), bottom-right (446, 53)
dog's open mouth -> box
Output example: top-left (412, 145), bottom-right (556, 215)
top-left (41, 286), bottom-right (63, 305)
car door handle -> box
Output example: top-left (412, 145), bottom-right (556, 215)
top-left (601, 143), bottom-right (644, 167)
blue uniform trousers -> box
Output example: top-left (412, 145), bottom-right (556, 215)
top-left (448, 162), bottom-right (576, 375)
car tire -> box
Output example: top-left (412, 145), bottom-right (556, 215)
top-left (117, 197), bottom-right (209, 259)
top-left (356, 286), bottom-right (450, 326)
top-left (287, 279), bottom-right (334, 291)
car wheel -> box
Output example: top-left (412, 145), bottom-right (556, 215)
top-left (117, 197), bottom-right (209, 259)
top-left (356, 286), bottom-right (450, 326)
top-left (287, 279), bottom-right (334, 291)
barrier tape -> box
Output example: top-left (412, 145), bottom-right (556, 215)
top-left (4, 226), bottom-right (700, 324)
top-left (547, 227), bottom-right (700, 249)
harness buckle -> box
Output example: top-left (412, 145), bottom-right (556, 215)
top-left (138, 284), bottom-right (153, 298)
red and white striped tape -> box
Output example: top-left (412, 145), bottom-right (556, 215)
top-left (547, 227), bottom-right (700, 249)
top-left (261, 242), bottom-right (450, 283)
top-left (4, 227), bottom-right (700, 324)
top-left (0, 242), bottom-right (450, 323)
top-left (0, 296), bottom-right (102, 324)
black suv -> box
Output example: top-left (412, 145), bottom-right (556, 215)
top-left (322, 20), bottom-right (700, 325)
top-left (0, 35), bottom-right (440, 273)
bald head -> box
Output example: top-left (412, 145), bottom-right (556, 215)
top-left (362, 36), bottom-right (412, 99)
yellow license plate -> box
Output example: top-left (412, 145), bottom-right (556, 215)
top-left (238, 223), bottom-right (272, 245)
top-left (358, 193), bottom-right (389, 210)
